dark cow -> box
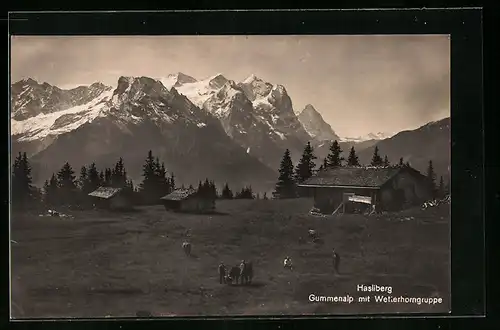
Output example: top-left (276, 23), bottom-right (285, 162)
top-left (241, 261), bottom-right (253, 285)
top-left (182, 242), bottom-right (191, 256)
top-left (227, 266), bottom-right (241, 285)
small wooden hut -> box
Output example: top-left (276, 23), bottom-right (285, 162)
top-left (88, 187), bottom-right (130, 211)
top-left (160, 188), bottom-right (215, 213)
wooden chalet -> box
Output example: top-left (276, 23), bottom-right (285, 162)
top-left (298, 166), bottom-right (432, 215)
top-left (160, 188), bottom-right (215, 213)
top-left (88, 187), bottom-right (130, 211)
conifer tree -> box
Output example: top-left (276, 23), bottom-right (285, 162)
top-left (87, 163), bottom-right (101, 192)
top-left (169, 173), bottom-right (176, 191)
top-left (57, 162), bottom-right (77, 205)
top-left (12, 152), bottom-right (35, 208)
top-left (405, 161), bottom-right (411, 167)
top-left (99, 170), bottom-right (105, 186)
top-left (294, 142), bottom-right (317, 183)
top-left (383, 155), bottom-right (390, 167)
top-left (347, 146), bottom-right (360, 166)
top-left (139, 150), bottom-right (158, 204)
top-left (104, 168), bottom-right (112, 187)
top-left (438, 176), bottom-right (445, 198)
top-left (274, 149), bottom-right (296, 199)
top-left (370, 146), bottom-right (384, 166)
top-left (263, 192), bottom-right (268, 200)
top-left (427, 160), bottom-right (437, 198)
top-left (399, 157), bottom-right (404, 166)
top-left (325, 140), bottom-right (343, 168)
top-left (79, 166), bottom-right (88, 190)
top-left (221, 183), bottom-right (233, 199)
top-left (43, 173), bottom-right (59, 206)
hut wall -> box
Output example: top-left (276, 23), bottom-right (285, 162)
top-left (313, 187), bottom-right (377, 214)
top-left (380, 171), bottom-right (431, 211)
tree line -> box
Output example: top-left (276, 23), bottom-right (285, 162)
top-left (11, 150), bottom-right (260, 210)
top-left (273, 140), bottom-right (450, 200)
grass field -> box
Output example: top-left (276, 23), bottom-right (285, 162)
top-left (10, 198), bottom-right (450, 318)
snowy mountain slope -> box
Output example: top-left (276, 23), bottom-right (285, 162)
top-left (340, 131), bottom-right (395, 143)
top-left (11, 78), bottom-right (111, 121)
top-left (12, 76), bottom-right (277, 192)
top-left (297, 104), bottom-right (340, 142)
top-left (155, 72), bottom-right (313, 168)
top-left (202, 74), bottom-right (311, 168)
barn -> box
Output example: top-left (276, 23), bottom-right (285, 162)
top-left (160, 188), bottom-right (215, 213)
top-left (88, 187), bottom-right (130, 211)
top-left (298, 166), bottom-right (432, 215)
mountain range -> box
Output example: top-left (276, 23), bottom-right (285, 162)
top-left (10, 73), bottom-right (450, 192)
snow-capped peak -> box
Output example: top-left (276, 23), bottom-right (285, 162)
top-left (340, 131), bottom-right (395, 142)
top-left (297, 104), bottom-right (339, 142)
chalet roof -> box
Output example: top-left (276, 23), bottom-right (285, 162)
top-left (161, 188), bottom-right (198, 201)
top-left (299, 166), bottom-right (413, 188)
top-left (88, 187), bottom-right (123, 199)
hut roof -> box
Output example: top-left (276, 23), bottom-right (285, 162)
top-left (161, 188), bottom-right (198, 201)
top-left (88, 187), bottom-right (123, 199)
top-left (299, 166), bottom-right (422, 188)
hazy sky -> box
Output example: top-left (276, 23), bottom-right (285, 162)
top-left (11, 35), bottom-right (450, 137)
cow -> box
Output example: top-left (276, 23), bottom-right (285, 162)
top-left (227, 266), bottom-right (241, 285)
top-left (308, 229), bottom-right (317, 240)
top-left (182, 242), bottom-right (191, 256)
top-left (241, 261), bottom-right (253, 285)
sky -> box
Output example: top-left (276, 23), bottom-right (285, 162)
top-left (11, 35), bottom-right (450, 137)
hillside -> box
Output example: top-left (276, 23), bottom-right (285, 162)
top-left (357, 117), bottom-right (450, 178)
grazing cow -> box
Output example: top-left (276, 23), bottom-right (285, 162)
top-left (284, 256), bottom-right (293, 270)
top-left (227, 266), bottom-right (241, 285)
top-left (308, 229), bottom-right (317, 240)
top-left (182, 242), bottom-right (191, 256)
top-left (241, 261), bottom-right (253, 285)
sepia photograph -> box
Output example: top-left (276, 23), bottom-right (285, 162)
top-left (10, 34), bottom-right (451, 318)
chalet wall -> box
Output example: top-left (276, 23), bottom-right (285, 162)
top-left (379, 170), bottom-right (431, 210)
top-left (312, 187), bottom-right (377, 213)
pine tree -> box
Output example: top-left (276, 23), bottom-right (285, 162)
top-left (399, 157), bottom-right (404, 166)
top-left (57, 162), bottom-right (77, 206)
top-left (104, 168), bottom-right (112, 187)
top-left (79, 166), bottom-right (88, 190)
top-left (169, 173), bottom-right (176, 191)
top-left (383, 155), bottom-right (390, 167)
top-left (87, 163), bottom-right (101, 192)
top-left (427, 160), bottom-right (437, 198)
top-left (43, 173), bottom-right (59, 206)
top-left (294, 142), bottom-right (317, 183)
top-left (12, 152), bottom-right (35, 208)
top-left (99, 170), bottom-right (105, 186)
top-left (274, 149), bottom-right (296, 199)
top-left (405, 161), bottom-right (411, 167)
top-left (263, 192), bottom-right (268, 200)
top-left (325, 140), bottom-right (343, 168)
top-left (221, 183), bottom-right (233, 199)
top-left (347, 146), bottom-right (360, 166)
top-left (370, 146), bottom-right (384, 166)
top-left (139, 150), bottom-right (158, 204)
top-left (438, 176), bottom-right (445, 198)
top-left (111, 157), bottom-right (127, 188)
